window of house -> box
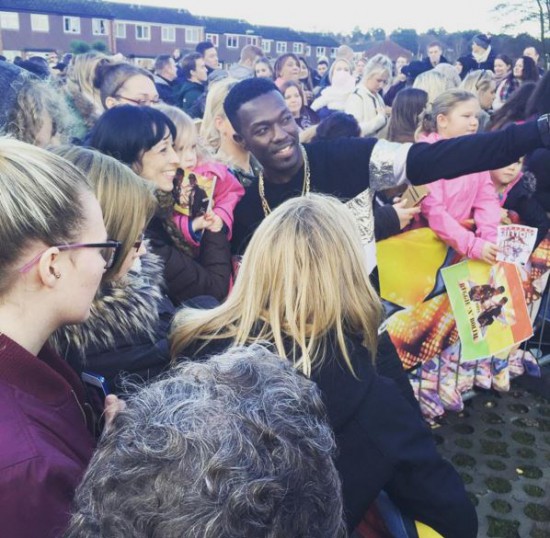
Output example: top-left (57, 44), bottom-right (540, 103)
top-left (246, 36), bottom-right (259, 46)
top-left (185, 27), bottom-right (200, 43)
top-left (92, 18), bottom-right (108, 35)
top-left (0, 11), bottom-right (19, 30)
top-left (293, 42), bottom-right (303, 54)
top-left (226, 35), bottom-right (238, 49)
top-left (261, 39), bottom-right (272, 53)
top-left (305, 45), bottom-right (311, 57)
top-left (330, 47), bottom-right (337, 58)
top-left (205, 33), bottom-right (218, 47)
top-left (30, 14), bottom-right (49, 32)
top-left (135, 24), bottom-right (151, 40)
top-left (161, 26), bottom-right (175, 42)
top-left (316, 46), bottom-right (326, 57)
top-left (63, 16), bottom-right (80, 34)
top-left (276, 41), bottom-right (287, 54)
top-left (115, 22), bottom-right (126, 39)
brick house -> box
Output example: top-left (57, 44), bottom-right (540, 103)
top-left (254, 25), bottom-right (306, 62)
top-left (0, 0), bottom-right (203, 62)
top-left (110, 3), bottom-right (203, 60)
top-left (199, 17), bottom-right (260, 67)
top-left (0, 0), bottom-right (344, 69)
top-left (298, 32), bottom-right (340, 67)
top-left (0, 0), bottom-right (112, 58)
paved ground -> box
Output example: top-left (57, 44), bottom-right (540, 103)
top-left (435, 364), bottom-right (550, 538)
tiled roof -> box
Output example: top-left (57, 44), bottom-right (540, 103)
top-left (298, 32), bottom-right (340, 47)
top-left (200, 16), bottom-right (257, 35)
top-left (364, 40), bottom-right (414, 60)
top-left (109, 3), bottom-right (199, 25)
top-left (0, 0), bottom-right (201, 25)
top-left (255, 25), bottom-right (305, 42)
top-left (0, 0), bottom-right (112, 17)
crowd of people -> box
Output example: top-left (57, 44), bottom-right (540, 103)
top-left (0, 33), bottom-right (549, 538)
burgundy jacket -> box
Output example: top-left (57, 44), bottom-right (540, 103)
top-left (0, 334), bottom-right (95, 538)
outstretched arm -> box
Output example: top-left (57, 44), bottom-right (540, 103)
top-left (406, 119), bottom-right (548, 185)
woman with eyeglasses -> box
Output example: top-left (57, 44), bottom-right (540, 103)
top-left (93, 61), bottom-right (159, 111)
top-left (0, 138), bottom-right (122, 537)
top-left (89, 105), bottom-right (232, 306)
top-left (50, 146), bottom-right (175, 394)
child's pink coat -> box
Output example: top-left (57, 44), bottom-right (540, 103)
top-left (418, 132), bottom-right (501, 260)
top-left (173, 162), bottom-right (245, 247)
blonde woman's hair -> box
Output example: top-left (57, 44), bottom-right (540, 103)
top-left (419, 88), bottom-right (477, 134)
top-left (7, 79), bottom-right (76, 146)
top-left (51, 146), bottom-right (157, 281)
top-left (0, 137), bottom-right (90, 295)
top-left (362, 54), bottom-right (392, 82)
top-left (171, 194), bottom-right (383, 377)
top-left (433, 63), bottom-right (461, 88)
top-left (155, 104), bottom-right (211, 163)
top-left (413, 69), bottom-right (455, 105)
top-left (65, 52), bottom-right (111, 125)
top-left (200, 77), bottom-right (238, 151)
top-left (461, 69), bottom-right (495, 97)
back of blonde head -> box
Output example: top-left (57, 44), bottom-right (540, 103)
top-left (0, 137), bottom-right (89, 294)
top-left (461, 69), bottom-right (495, 96)
top-left (51, 146), bottom-right (157, 281)
top-left (171, 194), bottom-right (383, 376)
top-left (413, 70), bottom-right (455, 106)
top-left (200, 78), bottom-right (238, 151)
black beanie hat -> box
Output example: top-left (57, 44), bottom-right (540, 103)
top-left (472, 34), bottom-right (491, 50)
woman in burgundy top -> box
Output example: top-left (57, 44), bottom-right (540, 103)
top-left (0, 139), bottom-right (119, 537)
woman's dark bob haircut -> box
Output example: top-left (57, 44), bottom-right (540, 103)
top-left (88, 105), bottom-right (177, 166)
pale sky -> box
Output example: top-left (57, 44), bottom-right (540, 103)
top-left (112, 0), bottom-right (537, 36)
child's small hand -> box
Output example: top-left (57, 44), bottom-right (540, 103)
top-left (191, 215), bottom-right (208, 232)
top-left (393, 199), bottom-right (421, 230)
top-left (480, 242), bottom-right (499, 264)
top-left (204, 212), bottom-right (224, 233)
top-left (500, 209), bottom-right (512, 225)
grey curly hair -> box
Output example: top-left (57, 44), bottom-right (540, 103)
top-left (64, 345), bottom-right (345, 538)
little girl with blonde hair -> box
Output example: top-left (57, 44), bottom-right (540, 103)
top-left (418, 89), bottom-right (501, 262)
top-left (157, 105), bottom-right (244, 248)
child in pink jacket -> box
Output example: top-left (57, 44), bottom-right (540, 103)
top-left (418, 89), bottom-right (501, 263)
top-left (158, 105), bottom-right (244, 248)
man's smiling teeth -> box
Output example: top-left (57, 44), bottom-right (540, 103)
top-left (276, 145), bottom-right (292, 155)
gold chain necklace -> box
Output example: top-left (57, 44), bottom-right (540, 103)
top-left (258, 144), bottom-right (310, 217)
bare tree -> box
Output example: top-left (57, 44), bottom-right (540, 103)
top-left (493, 0), bottom-right (549, 67)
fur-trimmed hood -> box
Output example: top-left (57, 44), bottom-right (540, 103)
top-left (51, 250), bottom-right (167, 363)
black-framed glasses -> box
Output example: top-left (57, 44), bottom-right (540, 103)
top-left (19, 241), bottom-right (122, 273)
top-left (114, 94), bottom-right (161, 106)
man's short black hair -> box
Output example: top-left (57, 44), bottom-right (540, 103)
top-left (224, 77), bottom-right (279, 133)
top-left (180, 52), bottom-right (201, 80)
top-left (195, 41), bottom-right (215, 56)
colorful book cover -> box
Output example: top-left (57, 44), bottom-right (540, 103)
top-left (496, 224), bottom-right (537, 265)
top-left (441, 260), bottom-right (532, 361)
top-left (174, 169), bottom-right (216, 219)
